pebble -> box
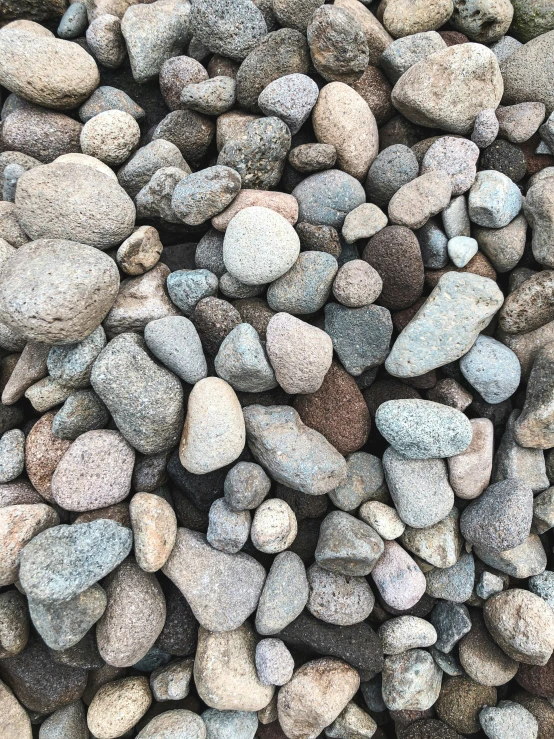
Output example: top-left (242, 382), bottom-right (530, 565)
top-left (525, 177), bottom-right (554, 268)
top-left (330, 452), bottom-right (388, 511)
top-left (448, 417), bottom-right (494, 499)
top-left (307, 6), bottom-right (369, 84)
top-left (447, 236), bottom-right (478, 268)
top-left (172, 165), bottom-right (241, 227)
top-left (52, 389), bottom-right (109, 441)
top-left (293, 169), bottom-right (366, 228)
top-left (472, 108), bottom-right (501, 148)
top-left (480, 701), bottom-right (538, 739)
top-left (389, 172), bottom-right (453, 230)
top-left (202, 708), bottom-right (258, 739)
top-left (255, 639), bottom-right (294, 686)
top-left (215, 323), bottom-right (276, 392)
top-left (315, 510), bottom-right (384, 577)
top-left (386, 272), bottom-right (504, 378)
top-left (39, 701), bottom-right (88, 739)
top-left (166, 269), bottom-right (218, 317)
top-left (224, 462), bottom-right (271, 512)
top-left (514, 341), bottom-right (554, 449)
top-left (288, 143), bottom-right (336, 173)
top-left (436, 676), bottom-right (497, 735)
top-left (497, 102), bottom-right (546, 143)
top-left (258, 74), bottom-right (319, 135)
top-left (306, 562), bottom-right (374, 626)
top-left (18, 520), bottom-right (132, 604)
top-left (251, 498), bottom-right (297, 554)
top-left (474, 213), bottom-right (527, 273)
top-left (267, 251), bottom-right (338, 315)
top-left (138, 710), bottom-right (207, 739)
top-left (500, 270), bottom-right (554, 335)
top-left (382, 0), bottom-right (453, 37)
top-left (190, 0), bottom-right (267, 61)
top-left (417, 219), bottom-right (449, 269)
top-left (459, 612), bottom-right (519, 687)
top-left (325, 701), bottom-right (377, 739)
top-left (366, 144), bottom-right (420, 209)
top-left (380, 616), bottom-right (437, 655)
top-left (401, 508), bottom-right (462, 569)
top-left (58, 3), bottom-right (88, 38)
top-left (193, 297), bottom-right (242, 355)
top-left (332, 260), bottom-right (383, 307)
top-left (460, 335), bottom-right (521, 404)
top-left (162, 527), bottom-right (265, 632)
top-left (129, 492), bottom-right (177, 572)
top-left (421, 137), bottom-right (480, 195)
top-left (0, 430), bottom-right (24, 483)
top-left (0, 503), bottom-right (59, 586)
top-left (359, 500), bottom-right (405, 540)
top-left (501, 31), bottom-right (554, 113)
top-left (430, 600), bottom-right (472, 653)
top-left (213, 190), bottom-right (298, 232)
top-left (181, 76), bottom-right (236, 116)
top-left (150, 658), bottom-right (194, 701)
top-left (371, 540), bottom-right (426, 611)
top-left (255, 551), bottom-right (309, 635)
top-left (87, 676), bottom-right (152, 739)
top-left (476, 571), bottom-right (505, 601)
top-left (381, 32), bottom-right (447, 83)
top-left (468, 169), bottom-right (523, 228)
top-left (0, 590), bottom-right (28, 658)
top-left (451, 0), bottom-right (513, 43)
top-left (325, 303), bottom-right (393, 376)
top-left (118, 139), bottom-right (190, 199)
top-left (382, 649), bottom-right (442, 712)
top-left (144, 316), bottom-right (207, 385)
top-left (366, 224), bottom-right (424, 309)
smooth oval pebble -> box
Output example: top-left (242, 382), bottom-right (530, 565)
top-left (87, 676), bottom-right (152, 739)
top-left (129, 493), bottom-right (177, 573)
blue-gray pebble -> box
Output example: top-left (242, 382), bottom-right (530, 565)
top-left (201, 708), bottom-right (259, 739)
top-left (57, 2), bottom-right (88, 39)
top-left (365, 145), bottom-right (419, 209)
top-left (167, 269), bottom-right (219, 316)
top-left (292, 170), bottom-right (366, 228)
top-left (460, 334), bottom-right (521, 404)
top-left (267, 251), bottom-right (338, 314)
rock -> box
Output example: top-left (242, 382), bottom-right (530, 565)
top-left (312, 82), bottom-right (377, 181)
top-left (39, 701), bottom-right (88, 739)
top-left (459, 335), bottom-right (521, 404)
top-left (137, 710), bottom-right (207, 739)
top-left (212, 190), bottom-right (298, 231)
top-left (207, 497), bottom-right (250, 554)
top-left (306, 562), bottom-right (374, 626)
top-left (459, 612), bottom-right (519, 687)
top-left (391, 43), bottom-right (503, 133)
top-left (166, 269), bottom-right (218, 317)
top-left (255, 551), bottom-right (308, 635)
top-left (430, 600), bottom-right (471, 653)
top-left (324, 303), bottom-right (393, 376)
top-left (447, 418), bottom-right (494, 499)
top-left (375, 399), bottom-right (472, 459)
top-left (421, 137), bottom-right (479, 195)
top-left (18, 519), bottom-right (132, 603)
top-left (267, 251), bottom-right (337, 316)
top-left (193, 297), bottom-right (242, 355)
top-left (383, 447), bottom-right (454, 528)
top-left (362, 225), bottom-right (424, 310)
top-left (215, 323), bottom-right (276, 393)
top-left (87, 676), bottom-right (152, 739)
top-left (330, 452), bottom-right (387, 511)
top-left (436, 677), bottom-right (497, 735)
top-left (52, 389), bottom-right (109, 441)
top-left (0, 22), bottom-right (99, 109)
top-left (91, 333), bottom-right (184, 455)
top-left (307, 6), bottom-right (368, 84)
top-left (480, 139), bottom-right (527, 183)
top-left (25, 377), bottom-right (72, 413)
top-left (475, 532), bottom-right (547, 578)
top-left (474, 214), bottom-right (527, 273)
top-left (514, 342), bottom-right (554, 449)
top-left (472, 108), bottom-right (500, 148)
top-left (293, 170), bottom-right (366, 228)
top-left (0, 107), bottom-right (81, 165)
top-left (451, 0), bottom-right (513, 43)
top-left (58, 3), bottom-right (88, 38)
top-left (16, 163), bottom-right (135, 250)
top-left (388, 172), bottom-right (452, 230)
top-left (144, 316), bottom-right (207, 385)
top-left (277, 658), bottom-right (360, 739)
top-left (179, 377), bottom-right (245, 474)
top-left (79, 85), bottom-right (145, 123)
top-left (525, 177), bottom-right (554, 268)
top-left (118, 139), bottom-right (190, 198)
top-left (0, 503), bottom-right (59, 586)
top-left (189, 0), bottom-right (267, 61)
top-left (150, 658), bottom-right (194, 701)
top-left (243, 405), bottom-right (347, 495)
top-left (121, 0), bottom-right (191, 83)
top-left (255, 639), bottom-right (294, 686)
top-left (296, 223), bottom-right (342, 258)
top-left (129, 493), bottom-right (176, 573)
top-left (359, 500), bottom-right (405, 541)
top-left (46, 327), bottom-right (106, 391)
top-left (159, 55), bottom-right (208, 110)
top-left (224, 461), bottom-right (271, 511)
top-left (181, 76), bottom-right (236, 116)
top-left (172, 166), bottom-right (241, 227)
top-left (382, 0), bottom-right (454, 37)
top-left (366, 144), bottom-right (419, 209)
top-left (251, 498), bottom-right (297, 554)
top-left (480, 701), bottom-right (539, 739)
top-left (448, 236), bottom-right (478, 268)
top-left (382, 650), bottom-right (442, 712)
top-left (427, 377), bottom-right (473, 412)
top-left (381, 32), bottom-right (447, 84)
top-left (475, 571), bottom-right (505, 601)
top-left (497, 102), bottom-right (546, 143)
top-left (258, 73), bottom-right (318, 135)
top-left (194, 624), bottom-right (274, 711)
top-left (332, 260), bottom-right (383, 307)
top-left (500, 31), bottom-right (554, 114)
top-left (426, 549), bottom-right (475, 601)
top-left (342, 204), bottom-right (388, 244)
top-left (380, 616), bottom-right (437, 655)
top-left (24, 412), bottom-right (70, 499)
top-left (0, 591), bottom-right (28, 658)
top-left (400, 508), bottom-right (461, 568)
top-left (218, 117), bottom-right (290, 190)
top-left (28, 584), bottom-right (106, 651)
top-left (326, 702), bottom-right (377, 739)
top-left (289, 143), bottom-right (337, 173)
top-left (484, 589), bottom-right (554, 665)
top-left (0, 430), bottom-right (24, 483)
top-left (499, 270), bottom-right (554, 334)
top-left (162, 527), bottom-right (265, 632)
top-left (371, 540), bottom-right (426, 610)
top-left (442, 195), bottom-right (471, 240)
top-left (385, 272), bottom-right (504, 378)
top-left (80, 109), bottom-right (140, 166)
top-left (315, 510), bottom-right (383, 577)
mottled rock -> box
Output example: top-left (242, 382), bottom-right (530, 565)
top-left (436, 676), bottom-right (497, 735)
top-left (501, 31), bottom-right (554, 114)
top-left (256, 551), bottom-right (308, 635)
top-left (448, 418), bottom-right (494, 499)
top-left (118, 139), bottom-right (190, 199)
top-left (382, 0), bottom-right (454, 37)
top-left (87, 676), bottom-right (152, 739)
top-left (325, 303), bottom-right (393, 376)
top-left (401, 508), bottom-right (462, 568)
top-left (371, 540), bottom-right (426, 610)
top-left (382, 649), bottom-right (442, 712)
top-left (130, 493), bottom-right (176, 573)
top-left (459, 612), bottom-right (519, 687)
top-left (389, 172), bottom-right (452, 230)
top-left (293, 170), bottom-right (366, 229)
top-left (0, 503), bottom-right (59, 586)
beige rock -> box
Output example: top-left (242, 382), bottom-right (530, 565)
top-left (448, 418), bottom-right (494, 499)
top-left (194, 623), bottom-right (275, 711)
top-left (400, 508), bottom-right (462, 569)
top-left (24, 411), bottom-right (71, 500)
top-left (24, 377), bottom-right (72, 413)
top-left (277, 658), bottom-right (360, 739)
top-left (54, 153), bottom-right (117, 180)
top-left (500, 31), bottom-right (554, 114)
top-left (251, 498), bottom-right (297, 554)
top-left (358, 500), bottom-right (405, 540)
top-left (459, 612), bottom-right (519, 687)
top-left (313, 82), bottom-right (378, 181)
top-left (87, 676), bottom-right (152, 739)
top-left (130, 492), bottom-right (177, 572)
top-left (80, 110), bottom-right (140, 166)
top-left (334, 0), bottom-right (393, 66)
top-left (498, 321), bottom-right (554, 380)
top-left (1, 342), bottom-right (49, 406)
top-left (383, 0), bottom-right (454, 37)
top-left (116, 226), bottom-right (163, 276)
top-left (136, 710), bottom-right (207, 739)
top-left (392, 43), bottom-right (503, 134)
top-left (0, 503), bottom-right (59, 585)
top-left (326, 701), bottom-right (377, 739)
top-left (216, 110), bottom-right (262, 151)
top-left (0, 678), bottom-right (32, 739)
top-left (0, 201), bottom-right (28, 248)
top-left (150, 658), bottom-right (194, 701)
top-left (0, 22), bottom-right (100, 109)
top-left (389, 172), bottom-right (452, 230)
top-left (342, 203), bottom-right (388, 243)
top-left (212, 190), bottom-right (298, 231)
top-left (179, 377), bottom-right (245, 474)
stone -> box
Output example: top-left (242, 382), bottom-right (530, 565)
top-left (500, 270), bottom-right (554, 335)
top-left (289, 143), bottom-right (337, 173)
top-left (307, 5), bottom-right (368, 84)
top-left (342, 204), bottom-right (387, 244)
top-left (476, 571), bottom-right (505, 601)
top-left (480, 139), bottom-right (527, 183)
top-left (116, 227), bottom-right (163, 277)
top-left (194, 624), bottom-right (274, 711)
top-left (0, 22), bottom-right (99, 109)
top-left (166, 269), bottom-right (218, 317)
top-left (436, 677), bottom-right (497, 735)
top-left (0, 503), bottom-right (59, 586)
top-left (0, 430), bottom-right (24, 484)
top-left (497, 102), bottom-right (546, 143)
top-left (366, 145), bottom-right (419, 209)
top-left (159, 55), bottom-right (208, 110)
top-left (258, 73), bottom-right (318, 135)
top-left (325, 701), bottom-right (377, 739)
top-left (251, 499), bottom-right (297, 554)
top-left (417, 219), bottom-right (449, 269)
top-left (325, 303), bottom-right (393, 376)
top-left (388, 172), bottom-right (452, 230)
top-left (135, 167), bottom-right (189, 224)
top-left (459, 613), bottom-right (519, 687)
top-left (386, 272), bottom-right (504, 378)
top-left (371, 540), bottom-right (426, 611)
top-left (0, 201), bottom-right (28, 248)
top-left (46, 327), bottom-right (106, 391)
top-left (91, 333), bottom-right (184, 455)
top-left (460, 335), bottom-right (521, 405)
top-left (28, 584), bottom-right (106, 651)
top-left (332, 260), bottom-right (383, 307)
top-left (472, 108), bottom-right (500, 148)
top-left (189, 0), bottom-right (267, 61)
top-left (398, 719), bottom-right (461, 739)
top-left (380, 616), bottom-right (437, 655)
top-left (480, 701), bottom-right (539, 739)
top-left (16, 163), bottom-right (135, 250)
top-left (500, 31), bottom-right (554, 114)
top-left (137, 710), bottom-right (207, 739)
top-left (214, 323), bottom-right (276, 393)
top-left (293, 170), bottom-right (366, 228)
top-left (382, 650), bottom-right (442, 712)
top-left (330, 452), bottom-right (388, 510)
top-left (212, 190), bottom-right (298, 232)
top-left (255, 639), bottom-right (294, 687)
top-left (25, 377), bottom-right (72, 413)
top-left (475, 533), bottom-right (547, 578)
top-left (52, 390), bottom-right (109, 441)
top-left (401, 508), bottom-right (462, 568)
top-left (448, 236), bottom-right (478, 268)
top-left (172, 166), bottom-right (241, 227)
top-left (359, 501), bottom-right (405, 540)
top-left (381, 32), bottom-right (447, 83)
top-left (315, 511), bottom-right (383, 577)
top-left (224, 462), bottom-right (271, 512)
top-left (0, 591), bottom-right (28, 658)
top-left (430, 600), bottom-right (471, 653)
top-left (334, 0), bottom-right (393, 66)
top-left (18, 519), bottom-right (132, 603)
top-left (421, 137), bottom-right (480, 196)
top-left (426, 550), bottom-right (475, 602)
top-left (244, 405), bottom-right (347, 496)
top-left (121, 0), bottom-right (191, 83)
top-left (474, 214), bottom-right (527, 273)
top-left (144, 316), bottom-right (207, 385)
top-left (24, 412), bottom-right (70, 499)
top-left (118, 139), bottom-right (190, 199)
top-left (207, 497), bottom-right (250, 554)
top-left (193, 297), bottom-right (242, 355)
top-left (150, 658), bottom-right (194, 701)
top-left (514, 342), bottom-right (554, 448)
top-left (525, 177), bottom-right (554, 268)
top-left (201, 709), bottom-right (258, 739)
top-left (469, 170), bottom-right (523, 228)
top-left (442, 196), bottom-right (471, 240)
top-left (130, 493), bottom-right (177, 573)
top-left (181, 76), bottom-right (236, 116)
top-left (267, 251), bottom-right (337, 316)
top-left (312, 82), bottom-right (377, 181)
top-left (451, 0), bottom-right (513, 43)
top-left (162, 527), bottom-right (265, 632)
top-left (306, 563), bottom-right (374, 627)
top-left (87, 676), bottom-right (152, 739)
top-left (277, 658), bottom-right (360, 739)
top-left (382, 0), bottom-right (454, 37)
top-left (256, 551), bottom-right (308, 635)
top-left (484, 589), bottom-right (554, 665)
top-left (39, 701), bottom-right (88, 739)
top-left (448, 418), bottom-right (493, 499)
top-left (383, 447), bottom-right (455, 528)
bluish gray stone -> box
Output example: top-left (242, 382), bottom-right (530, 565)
top-left (324, 302), bottom-right (393, 376)
top-left (529, 570), bottom-right (554, 608)
top-left (52, 390), bottom-right (109, 441)
top-left (417, 219), bottom-right (449, 269)
top-left (201, 708), bottom-right (259, 739)
top-left (460, 335), bottom-right (521, 404)
top-left (19, 520), bottom-right (133, 603)
top-left (429, 646), bottom-right (464, 676)
top-left (258, 73), bottom-right (319, 134)
top-left (133, 645), bottom-right (172, 672)
top-left (375, 399), bottom-right (473, 459)
top-left (385, 272), bottom-right (504, 378)
top-left (47, 326), bottom-right (106, 390)
top-left (196, 229), bottom-right (226, 277)
top-left (38, 701), bottom-right (88, 739)
top-left (492, 410), bottom-right (549, 492)
top-left (166, 269), bottom-right (219, 317)
top-left (0, 429), bottom-right (24, 483)
top-left (382, 447), bottom-right (454, 528)
top-left (78, 86), bottom-right (145, 124)
top-left (57, 2), bottom-right (88, 39)
top-left (442, 194), bottom-right (471, 239)
top-left (490, 35), bottom-right (522, 63)
top-left (447, 236), bottom-right (478, 268)
top-left (425, 553), bottom-right (475, 604)
top-left (2, 163), bottom-right (25, 203)
top-left (365, 145), bottom-right (420, 209)
top-left (292, 170), bottom-right (366, 228)
top-left (468, 170), bottom-right (523, 228)
top-left (171, 165), bottom-right (242, 227)
top-left (255, 551), bottom-right (309, 635)
top-left (380, 32), bottom-right (446, 84)
top-left (189, 0), bottom-right (267, 61)
top-left (255, 638), bottom-right (294, 686)
top-left (243, 405), bottom-right (347, 495)
top-left (480, 701), bottom-right (538, 739)
top-left (329, 452), bottom-right (388, 511)
top-left (214, 323), bottom-right (276, 392)
top-left (144, 316), bottom-right (207, 384)
top-left (207, 498), bottom-right (251, 554)
top-left (267, 251), bottom-right (338, 315)
top-left (430, 601), bottom-right (472, 653)
top-left (219, 273), bottom-right (265, 300)
top-left (224, 461), bottom-right (271, 512)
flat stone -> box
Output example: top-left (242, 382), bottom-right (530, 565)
top-left (379, 616), bottom-right (437, 655)
top-left (255, 551), bottom-right (309, 635)
top-left (382, 649), bottom-right (442, 712)
top-left (448, 418), bottom-right (494, 499)
top-left (371, 540), bottom-right (426, 611)
top-left (288, 143), bottom-right (337, 173)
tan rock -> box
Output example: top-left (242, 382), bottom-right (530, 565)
top-left (24, 377), bottom-right (72, 413)
top-left (389, 172), bottom-right (452, 229)
top-left (87, 676), bottom-right (152, 739)
top-left (116, 226), bottom-right (163, 276)
top-left (0, 503), bottom-right (59, 585)
top-left (24, 411), bottom-right (71, 500)
top-left (448, 418), bottom-right (494, 499)
top-left (459, 612), bottom-right (519, 687)
top-left (0, 678), bottom-right (32, 739)
top-left (498, 321), bottom-right (554, 379)
top-left (212, 190), bottom-right (298, 231)
top-left (1, 342), bottom-right (49, 406)
top-left (383, 0), bottom-right (454, 37)
top-left (334, 0), bottom-right (392, 65)
top-left (129, 492), bottom-right (177, 572)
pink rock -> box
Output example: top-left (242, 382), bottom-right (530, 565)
top-left (371, 540), bottom-right (426, 610)
top-left (448, 418), bottom-right (493, 499)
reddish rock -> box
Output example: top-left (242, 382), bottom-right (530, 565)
top-left (24, 412), bottom-right (71, 501)
top-left (349, 65), bottom-right (395, 126)
top-left (439, 31), bottom-right (470, 46)
top-left (425, 252), bottom-right (496, 289)
top-left (517, 657), bottom-right (554, 698)
top-left (392, 297), bottom-right (426, 333)
top-left (521, 133), bottom-right (554, 176)
top-left (363, 379), bottom-right (421, 420)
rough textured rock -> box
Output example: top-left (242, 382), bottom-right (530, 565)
top-left (87, 676), bottom-right (152, 739)
top-left (501, 31), bottom-right (554, 114)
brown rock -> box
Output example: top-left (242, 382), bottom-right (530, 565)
top-left (87, 676), bottom-right (152, 739)
top-left (129, 492), bottom-right (177, 573)
top-left (349, 64), bottom-right (395, 126)
top-left (73, 504), bottom-right (131, 528)
top-left (307, 6), bottom-right (369, 84)
top-left (363, 379), bottom-right (421, 420)
top-left (517, 657), bottom-right (554, 698)
top-left (159, 55), bottom-right (209, 111)
top-left (435, 676), bottom-right (497, 734)
top-left (0, 590), bottom-right (29, 658)
top-left (1, 107), bottom-right (82, 163)
top-left (459, 612), bottom-right (519, 687)
top-left (295, 222), bottom-right (342, 258)
top-left (521, 133), bottom-right (554, 176)
top-left (388, 172), bottom-right (452, 230)
top-left (116, 226), bottom-right (163, 276)
top-left (392, 297), bottom-right (426, 333)
top-left (192, 297), bottom-right (242, 355)
top-left (334, 0), bottom-right (393, 66)
top-left (233, 298), bottom-right (276, 342)
top-left (24, 414), bottom-right (69, 499)
top-left (294, 361), bottom-right (370, 455)
top-left (447, 418), bottom-right (493, 499)
top-left (499, 270), bottom-right (554, 335)
top-left (212, 190), bottom-right (298, 231)
top-left (362, 226), bottom-right (424, 310)
top-left (440, 31), bottom-right (470, 45)
top-left (427, 378), bottom-right (473, 411)
top-left (514, 691), bottom-right (554, 739)
top-left (424, 251), bottom-right (496, 289)
top-left (0, 480), bottom-right (42, 508)
top-left (0, 503), bottom-right (59, 585)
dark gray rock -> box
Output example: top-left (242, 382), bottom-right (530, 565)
top-left (425, 552), bottom-right (476, 603)
top-left (78, 86), bottom-right (145, 123)
top-left (152, 109), bottom-right (215, 165)
top-left (52, 390), bottom-right (110, 441)
top-left (315, 511), bottom-right (384, 576)
top-left (256, 551), bottom-right (309, 635)
top-left (267, 251), bottom-right (338, 315)
top-left (118, 139), bottom-right (190, 198)
top-left (430, 601), bottom-right (472, 654)
top-left (189, 0), bottom-right (267, 61)
top-left (365, 144), bottom-right (419, 209)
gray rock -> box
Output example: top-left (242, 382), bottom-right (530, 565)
top-left (0, 590), bottom-right (29, 658)
top-left (480, 701), bottom-right (539, 739)
top-left (255, 639), bottom-right (294, 686)
top-left (255, 551), bottom-right (308, 635)
top-left (324, 302), bottom-right (392, 376)
top-left (86, 15), bottom-right (126, 71)
top-left (469, 170), bottom-right (523, 228)
top-left (202, 708), bottom-right (259, 738)
top-left (78, 86), bottom-right (145, 124)
top-left (207, 498), bottom-right (251, 554)
top-left (307, 563), bottom-right (374, 626)
top-left (172, 165), bottom-right (241, 226)
top-left (224, 462), bottom-right (271, 511)
top-left (307, 5), bottom-right (368, 83)
top-left (150, 659), bottom-right (194, 701)
top-left (472, 108), bottom-right (500, 148)
top-left (91, 333), bottom-right (184, 454)
top-left (425, 552), bottom-right (476, 603)
top-left (417, 219), bottom-right (449, 269)
top-left (371, 541), bottom-right (426, 612)
top-left (196, 229), bottom-right (226, 277)
top-left (190, 0), bottom-right (267, 61)
top-left (244, 405), bottom-right (347, 495)
top-left (39, 701), bottom-right (88, 739)
top-left (529, 571), bottom-right (554, 608)
top-left (0, 430), bottom-right (24, 483)
top-left (162, 527), bottom-right (265, 632)
top-left (218, 117), bottom-right (290, 190)
top-left (330, 452), bottom-right (388, 511)
top-left (381, 32), bottom-right (446, 84)
top-left (58, 3), bottom-right (88, 39)
top-left (137, 710), bottom-right (206, 738)
top-left (118, 139), bottom-right (190, 198)
top-left (267, 251), bottom-right (338, 315)
top-left (152, 109), bottom-right (215, 167)
top-left (29, 585), bottom-right (107, 651)
top-left (47, 326), bottom-right (106, 390)
top-left (181, 76), bottom-right (236, 116)
top-left (3, 163), bottom-right (25, 203)
top-left (166, 269), bottom-right (218, 317)
top-left (493, 410), bottom-right (549, 492)
top-left (215, 323), bottom-right (276, 393)
top-left (315, 511), bottom-right (384, 577)
top-left (500, 30), bottom-right (554, 114)
top-left (18, 520), bottom-right (133, 603)
top-left (474, 213), bottom-right (527, 273)
top-left (475, 571), bottom-right (505, 601)
top-left (219, 273), bottom-right (265, 300)
top-left (451, 0), bottom-right (514, 43)
top-left (379, 616), bottom-right (437, 655)
top-left (383, 447), bottom-right (454, 528)
top-left (401, 508), bottom-right (462, 569)
top-left (52, 390), bottom-right (110, 441)
top-left (121, 0), bottom-right (191, 83)
top-left (430, 601), bottom-right (472, 653)
top-left (514, 341), bottom-right (554, 449)
top-left (460, 335), bottom-right (521, 404)
top-left (525, 177), bottom-right (554, 268)
top-left (366, 144), bottom-right (419, 209)
top-left (136, 167), bottom-right (190, 224)
top-left (497, 102), bottom-right (546, 143)
top-left (375, 399), bottom-right (472, 459)
top-left (490, 35), bottom-right (522, 62)
top-left (381, 649), bottom-right (442, 712)
top-left (289, 143), bottom-right (336, 173)
top-left (144, 316), bottom-right (207, 384)
top-left (258, 73), bottom-right (319, 134)
top-left (385, 272), bottom-right (504, 378)
top-left (292, 169), bottom-right (366, 228)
